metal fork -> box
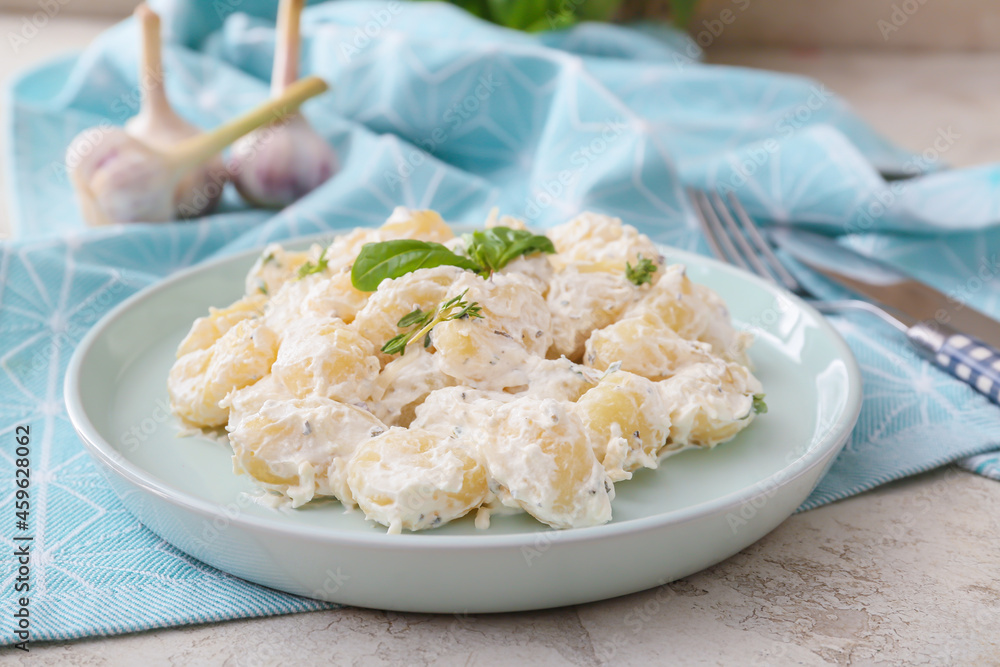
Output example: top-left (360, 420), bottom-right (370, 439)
top-left (687, 189), bottom-right (906, 330)
top-left (688, 188), bottom-right (1000, 405)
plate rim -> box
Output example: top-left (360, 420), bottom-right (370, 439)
top-left (64, 231), bottom-right (863, 550)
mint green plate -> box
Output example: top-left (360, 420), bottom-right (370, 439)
top-left (65, 234), bottom-right (862, 613)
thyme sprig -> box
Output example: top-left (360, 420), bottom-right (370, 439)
top-left (381, 289), bottom-right (483, 356)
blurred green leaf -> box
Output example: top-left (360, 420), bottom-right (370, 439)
top-left (525, 7), bottom-right (577, 32)
top-left (486, 0), bottom-right (550, 29)
top-left (416, 0), bottom-right (704, 32)
top-left (574, 0), bottom-right (623, 22)
top-left (667, 0), bottom-right (700, 27)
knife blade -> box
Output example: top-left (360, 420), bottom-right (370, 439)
top-left (769, 227), bottom-right (1000, 349)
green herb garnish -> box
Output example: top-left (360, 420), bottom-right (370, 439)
top-left (626, 254), bottom-right (657, 286)
top-left (752, 394), bottom-right (768, 415)
top-left (297, 248), bottom-right (329, 279)
top-left (381, 289), bottom-right (483, 356)
top-left (351, 240), bottom-right (480, 292)
top-left (350, 227), bottom-right (554, 291)
top-left (461, 226), bottom-right (555, 276)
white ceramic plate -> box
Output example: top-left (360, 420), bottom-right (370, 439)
top-left (65, 233), bottom-right (862, 613)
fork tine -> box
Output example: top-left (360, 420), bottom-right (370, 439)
top-left (725, 192), bottom-right (802, 293)
top-left (709, 192), bottom-right (775, 281)
top-left (688, 189), bottom-right (727, 262)
top-left (688, 189), bottom-right (751, 272)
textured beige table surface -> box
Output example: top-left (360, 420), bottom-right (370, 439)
top-left (1, 13), bottom-right (999, 665)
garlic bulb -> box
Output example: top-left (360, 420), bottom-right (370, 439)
top-left (229, 0), bottom-right (338, 208)
top-left (126, 4), bottom-right (228, 219)
top-left (67, 77), bottom-right (330, 226)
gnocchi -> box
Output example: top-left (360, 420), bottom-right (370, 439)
top-left (168, 208), bottom-right (765, 533)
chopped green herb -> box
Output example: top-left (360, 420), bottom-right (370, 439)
top-left (752, 394), bottom-right (768, 415)
top-left (297, 248), bottom-right (329, 279)
top-left (381, 289), bottom-right (483, 356)
top-left (626, 255), bottom-right (657, 286)
top-left (260, 250), bottom-right (275, 265)
top-left (256, 280), bottom-right (268, 295)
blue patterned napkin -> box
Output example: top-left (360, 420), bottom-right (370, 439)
top-left (3, 0), bottom-right (999, 643)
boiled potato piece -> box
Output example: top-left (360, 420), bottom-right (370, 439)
top-left (658, 359), bottom-right (764, 451)
top-left (411, 386), bottom-right (513, 442)
top-left (584, 312), bottom-right (714, 381)
top-left (482, 398), bottom-right (614, 529)
top-left (227, 378), bottom-right (388, 507)
top-left (449, 272), bottom-right (553, 357)
top-left (352, 265), bottom-right (466, 365)
top-left (432, 317), bottom-right (531, 391)
top-left (574, 372), bottom-right (671, 481)
top-left (168, 318), bottom-right (278, 428)
top-left (625, 264), bottom-right (752, 365)
top-left (519, 356), bottom-right (601, 402)
top-left (347, 427), bottom-right (488, 533)
top-left (379, 207), bottom-right (456, 244)
top-left (302, 270), bottom-right (371, 324)
top-left (547, 212), bottom-right (661, 274)
top-left (244, 242), bottom-right (322, 297)
top-left (176, 293), bottom-right (267, 358)
top-left (271, 315), bottom-right (380, 403)
top-left (547, 263), bottom-right (644, 361)
top-left (369, 347), bottom-right (455, 427)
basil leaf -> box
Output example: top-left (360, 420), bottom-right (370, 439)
top-left (496, 230), bottom-right (555, 267)
top-left (461, 226), bottom-right (555, 274)
top-left (351, 240), bottom-right (480, 292)
top-left (461, 230), bottom-right (504, 274)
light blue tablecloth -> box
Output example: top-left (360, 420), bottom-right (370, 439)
top-left (2, 0), bottom-right (998, 642)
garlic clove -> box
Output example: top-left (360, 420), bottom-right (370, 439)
top-left (229, 113), bottom-right (338, 209)
top-left (229, 0), bottom-right (338, 208)
top-left (67, 127), bottom-right (177, 226)
top-left (125, 3), bottom-right (226, 219)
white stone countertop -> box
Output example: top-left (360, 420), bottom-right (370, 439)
top-left (1, 12), bottom-right (999, 665)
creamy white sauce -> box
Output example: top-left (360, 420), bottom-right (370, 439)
top-left (169, 210), bottom-right (763, 532)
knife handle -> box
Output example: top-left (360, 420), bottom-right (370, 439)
top-left (908, 324), bottom-right (1000, 405)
